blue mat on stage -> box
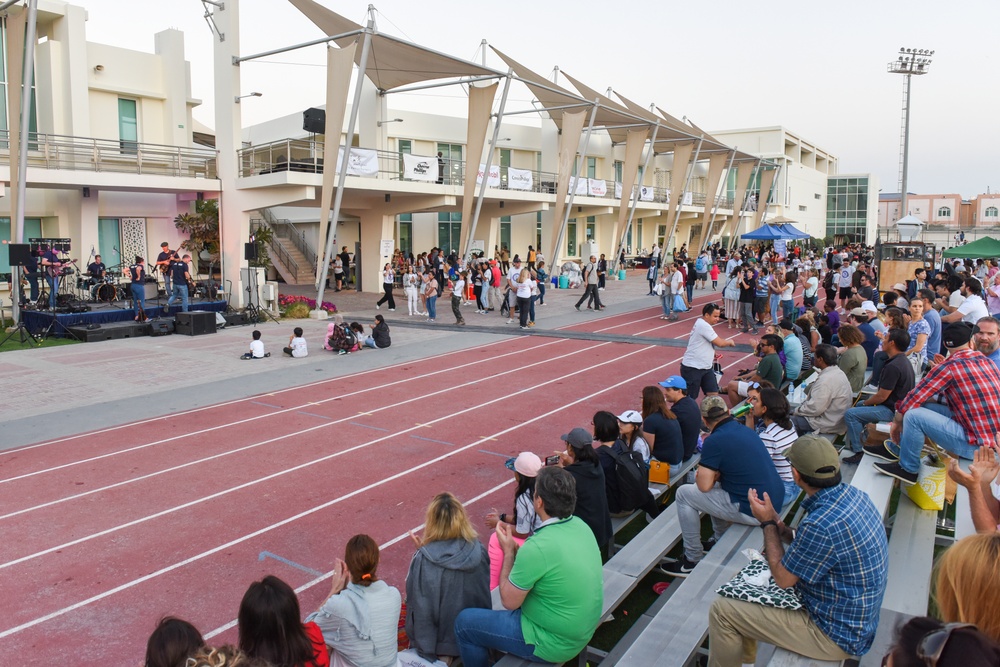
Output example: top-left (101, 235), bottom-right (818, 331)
top-left (23, 301), bottom-right (228, 336)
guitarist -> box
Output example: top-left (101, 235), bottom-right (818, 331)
top-left (39, 244), bottom-right (62, 310)
top-left (155, 241), bottom-right (179, 295)
top-left (164, 254), bottom-right (192, 314)
top-left (127, 256), bottom-right (148, 321)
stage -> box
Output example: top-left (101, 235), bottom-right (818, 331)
top-left (22, 300), bottom-right (228, 336)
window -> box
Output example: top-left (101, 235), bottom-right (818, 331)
top-left (586, 157), bottom-right (596, 179)
top-left (586, 217), bottom-right (595, 242)
top-left (0, 217), bottom-right (42, 276)
top-left (437, 212), bottom-right (461, 254)
top-left (985, 206), bottom-right (998, 218)
top-left (397, 139), bottom-right (412, 178)
top-left (937, 206), bottom-right (952, 218)
top-left (398, 220), bottom-right (412, 256)
top-left (566, 221), bottom-right (577, 257)
top-left (0, 19), bottom-right (38, 147)
top-left (613, 160), bottom-right (623, 183)
top-left (798, 205), bottom-right (807, 212)
top-left (437, 143), bottom-right (463, 185)
top-left (500, 221), bottom-right (511, 253)
top-left (118, 98), bottom-right (138, 154)
top-left (815, 193), bottom-right (822, 200)
top-left (98, 218), bottom-right (120, 262)
top-left (499, 148), bottom-right (511, 188)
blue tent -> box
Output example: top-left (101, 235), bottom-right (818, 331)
top-left (741, 223), bottom-right (810, 240)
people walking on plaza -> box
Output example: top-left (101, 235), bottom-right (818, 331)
top-left (535, 261), bottom-right (548, 306)
top-left (451, 271), bottom-right (467, 325)
top-left (423, 270), bottom-right (438, 322)
top-left (403, 264), bottom-right (421, 315)
top-left (375, 263), bottom-right (396, 311)
top-left (514, 268), bottom-right (536, 329)
top-left (576, 255), bottom-right (604, 311)
top-left (647, 260), bottom-right (658, 295)
top-left (597, 253), bottom-right (608, 290)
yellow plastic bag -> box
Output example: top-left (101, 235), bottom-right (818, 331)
top-left (905, 454), bottom-right (946, 510)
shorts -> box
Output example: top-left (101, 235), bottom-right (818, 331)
top-left (698, 272), bottom-right (708, 281)
top-left (680, 364), bottom-right (720, 400)
top-left (754, 296), bottom-right (768, 314)
top-left (838, 287), bottom-right (852, 300)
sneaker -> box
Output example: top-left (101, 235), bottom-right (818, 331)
top-left (658, 557), bottom-right (698, 578)
top-left (528, 322), bottom-right (535, 327)
top-left (375, 304), bottom-right (380, 310)
top-left (701, 537), bottom-right (717, 552)
top-left (507, 318), bottom-right (514, 324)
top-left (388, 308), bottom-right (395, 312)
top-left (575, 305), bottom-right (581, 311)
top-left (458, 321), bottom-right (466, 326)
top-left (873, 461), bottom-right (918, 484)
top-left (860, 384), bottom-right (879, 394)
top-left (337, 349), bottom-right (347, 355)
top-left (263, 352), bottom-right (271, 357)
top-left (841, 451), bottom-right (865, 465)
top-left (520, 326), bottom-right (528, 330)
top-left (863, 442), bottom-right (899, 462)
top-left (750, 328), bottom-right (759, 335)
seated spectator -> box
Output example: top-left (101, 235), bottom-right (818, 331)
top-left (454, 467), bottom-right (604, 667)
top-left (363, 314), bottom-right (391, 349)
top-left (942, 277), bottom-right (989, 324)
top-left (327, 315), bottom-right (358, 355)
top-left (973, 316), bottom-right (1000, 370)
top-left (883, 616), bottom-right (1000, 667)
top-left (836, 324), bottom-right (868, 392)
top-left (305, 535), bottom-right (401, 667)
top-left (240, 575), bottom-right (330, 667)
top-left (791, 344), bottom-right (853, 436)
top-left (843, 328), bottom-right (914, 465)
top-left (797, 314), bottom-right (820, 352)
top-left (779, 319), bottom-right (804, 381)
top-left (556, 427), bottom-right (613, 552)
top-left (283, 326), bottom-right (308, 358)
top-left (865, 308), bottom-right (908, 389)
top-left (406, 493), bottom-right (490, 664)
top-left (906, 299), bottom-right (931, 372)
top-left (485, 452), bottom-right (542, 589)
top-left (817, 313), bottom-right (833, 345)
top-left (848, 307), bottom-right (880, 365)
top-left (823, 299), bottom-right (840, 337)
top-left (725, 334), bottom-right (784, 405)
top-left (617, 409), bottom-right (651, 463)
top-left (918, 288), bottom-right (943, 357)
top-left (753, 388), bottom-right (801, 506)
top-left (185, 646), bottom-right (253, 667)
top-left (661, 396), bottom-right (784, 577)
top-left (935, 275), bottom-right (965, 316)
top-left (640, 385), bottom-right (683, 466)
top-left (593, 410), bottom-right (657, 517)
top-left (709, 435), bottom-right (888, 665)
top-left (145, 617), bottom-right (205, 667)
top-left (739, 380), bottom-right (775, 433)
top-left (870, 323), bottom-right (1000, 483)
top-left (935, 532), bottom-right (1000, 643)
top-left (658, 375), bottom-right (702, 463)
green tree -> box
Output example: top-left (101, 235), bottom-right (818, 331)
top-left (174, 200), bottom-right (219, 272)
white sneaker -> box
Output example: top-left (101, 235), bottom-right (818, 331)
top-left (860, 384), bottom-right (879, 394)
top-left (388, 308), bottom-right (395, 311)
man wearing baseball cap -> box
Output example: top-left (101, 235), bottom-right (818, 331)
top-left (661, 396), bottom-right (784, 577)
top-left (659, 376), bottom-right (702, 462)
top-left (708, 435), bottom-right (888, 664)
top-left (869, 321), bottom-right (1000, 484)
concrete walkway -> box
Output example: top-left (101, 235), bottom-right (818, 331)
top-left (1, 271), bottom-right (720, 449)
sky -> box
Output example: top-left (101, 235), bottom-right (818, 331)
top-left (80, 0), bottom-right (1000, 198)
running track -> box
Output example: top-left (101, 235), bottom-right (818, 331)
top-left (0, 292), bottom-right (758, 664)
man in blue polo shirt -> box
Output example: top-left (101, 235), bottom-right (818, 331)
top-left (708, 435), bottom-right (888, 665)
top-left (661, 396), bottom-right (784, 577)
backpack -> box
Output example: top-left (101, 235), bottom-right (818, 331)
top-left (343, 324), bottom-right (358, 349)
top-left (823, 271), bottom-right (834, 290)
top-left (609, 443), bottom-right (651, 512)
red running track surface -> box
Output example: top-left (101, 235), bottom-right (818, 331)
top-left (0, 292), bottom-right (759, 664)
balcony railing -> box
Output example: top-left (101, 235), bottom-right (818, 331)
top-left (0, 130), bottom-right (218, 179)
top-left (237, 138), bottom-right (734, 209)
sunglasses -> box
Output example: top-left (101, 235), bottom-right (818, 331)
top-left (747, 382), bottom-right (761, 390)
top-left (890, 622), bottom-right (976, 667)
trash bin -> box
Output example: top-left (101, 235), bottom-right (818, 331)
top-left (558, 275), bottom-right (569, 289)
top-left (618, 269), bottom-right (626, 281)
top-left (551, 276), bottom-right (558, 287)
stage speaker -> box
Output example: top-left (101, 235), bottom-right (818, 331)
top-left (148, 320), bottom-right (174, 336)
top-left (244, 242), bottom-right (258, 261)
top-left (303, 107), bottom-right (326, 134)
top-left (7, 243), bottom-right (30, 266)
top-left (174, 310), bottom-right (217, 336)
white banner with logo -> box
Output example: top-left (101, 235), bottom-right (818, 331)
top-left (336, 147), bottom-right (379, 177)
top-left (615, 181), bottom-right (623, 199)
top-left (402, 153), bottom-right (437, 181)
top-left (639, 185), bottom-right (655, 202)
top-left (588, 179), bottom-right (607, 197)
top-left (569, 176), bottom-right (589, 196)
top-left (507, 167), bottom-right (533, 191)
top-left (476, 163), bottom-right (501, 187)
top-left (683, 191), bottom-right (693, 206)
top-left (774, 239), bottom-right (787, 258)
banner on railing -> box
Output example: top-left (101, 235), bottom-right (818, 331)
top-left (683, 191), bottom-right (693, 206)
top-left (588, 179), bottom-right (607, 197)
top-left (337, 147), bottom-right (379, 177)
top-left (569, 176), bottom-right (589, 196)
top-left (615, 181), bottom-right (622, 199)
top-left (639, 185), bottom-right (655, 202)
top-left (476, 164), bottom-right (501, 187)
top-left (402, 153), bottom-right (437, 181)
top-left (507, 167), bottom-right (533, 191)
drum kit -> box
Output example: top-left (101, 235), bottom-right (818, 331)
top-left (75, 267), bottom-right (127, 304)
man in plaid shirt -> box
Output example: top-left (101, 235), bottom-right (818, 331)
top-left (866, 322), bottom-right (1000, 484)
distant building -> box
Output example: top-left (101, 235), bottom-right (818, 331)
top-left (878, 192), bottom-right (1000, 248)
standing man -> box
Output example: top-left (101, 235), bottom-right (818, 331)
top-left (155, 242), bottom-right (179, 295)
top-left (165, 254), bottom-right (192, 314)
top-left (436, 151), bottom-right (445, 184)
top-left (709, 435), bottom-right (888, 665)
top-left (338, 245), bottom-right (352, 287)
top-left (695, 251), bottom-right (709, 290)
top-left (738, 265), bottom-right (757, 334)
top-left (597, 253), bottom-right (608, 291)
top-left (39, 244), bottom-right (62, 310)
top-left (454, 467), bottom-right (603, 667)
top-left (680, 303), bottom-right (736, 399)
top-left (488, 259), bottom-right (502, 312)
top-left (907, 267), bottom-right (928, 301)
top-left (575, 255), bottom-right (604, 311)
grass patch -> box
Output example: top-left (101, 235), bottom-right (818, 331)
top-left (0, 330), bottom-right (80, 353)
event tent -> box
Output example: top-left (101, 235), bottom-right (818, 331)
top-left (942, 236), bottom-right (1000, 259)
top-left (741, 223), bottom-right (811, 240)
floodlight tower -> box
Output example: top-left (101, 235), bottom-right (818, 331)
top-left (888, 47), bottom-right (934, 220)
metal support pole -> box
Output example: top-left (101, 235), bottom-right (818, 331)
top-left (314, 25), bottom-right (374, 309)
top-left (10, 0), bottom-right (38, 325)
top-left (463, 71), bottom-right (513, 264)
top-left (759, 164), bottom-right (782, 226)
top-left (900, 73), bottom-right (912, 217)
top-left (701, 149), bottom-right (736, 253)
top-left (611, 122), bottom-right (659, 274)
top-left (550, 101), bottom-right (598, 274)
top-left (729, 161), bottom-right (761, 253)
top-left (663, 134), bottom-right (704, 261)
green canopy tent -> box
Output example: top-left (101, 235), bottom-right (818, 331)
top-left (942, 236), bottom-right (1000, 259)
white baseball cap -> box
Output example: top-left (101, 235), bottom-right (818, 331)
top-left (616, 409), bottom-right (644, 424)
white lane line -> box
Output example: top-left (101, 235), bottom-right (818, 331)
top-left (0, 335), bottom-right (561, 456)
top-left (0, 341), bottom-right (677, 640)
top-left (0, 338), bottom-right (569, 484)
top-left (0, 341), bottom-right (614, 523)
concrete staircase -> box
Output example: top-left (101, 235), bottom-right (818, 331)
top-left (271, 236), bottom-right (316, 286)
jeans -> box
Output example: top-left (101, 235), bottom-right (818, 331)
top-left (781, 299), bottom-right (794, 321)
top-left (661, 290), bottom-right (672, 316)
top-left (782, 480), bottom-right (800, 508)
top-left (47, 274), bottom-right (59, 309)
top-left (426, 294), bottom-right (437, 320)
top-left (363, 336), bottom-right (379, 349)
top-left (895, 403), bottom-right (980, 474)
top-left (740, 302), bottom-right (755, 331)
top-left (686, 283), bottom-right (694, 303)
top-left (675, 484), bottom-right (759, 563)
top-left (163, 271), bottom-right (172, 295)
top-left (843, 404), bottom-right (894, 452)
top-left (130, 282), bottom-right (146, 313)
top-left (769, 293), bottom-right (781, 325)
top-left (529, 294), bottom-right (536, 323)
top-left (166, 284), bottom-right (189, 312)
top-left (537, 281), bottom-right (546, 304)
top-left (454, 608), bottom-right (547, 667)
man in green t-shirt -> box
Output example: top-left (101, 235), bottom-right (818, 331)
top-left (725, 334), bottom-right (785, 405)
top-left (455, 467), bottom-right (604, 666)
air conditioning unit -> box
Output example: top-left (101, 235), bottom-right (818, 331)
top-left (262, 281), bottom-right (279, 312)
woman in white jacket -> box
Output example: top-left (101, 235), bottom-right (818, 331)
top-left (403, 263), bottom-right (421, 316)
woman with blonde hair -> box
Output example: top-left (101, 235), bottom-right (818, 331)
top-left (514, 267), bottom-right (537, 329)
top-left (935, 532), bottom-right (1000, 643)
top-left (406, 493), bottom-right (490, 665)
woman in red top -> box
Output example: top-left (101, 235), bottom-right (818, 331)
top-left (238, 575), bottom-right (330, 667)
